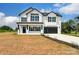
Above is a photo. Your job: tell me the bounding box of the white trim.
[18,24,43,35]
[17,7,61,35]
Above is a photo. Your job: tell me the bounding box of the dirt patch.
[0,32,79,55]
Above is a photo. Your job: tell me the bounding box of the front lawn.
[63,31,79,37]
[0,32,79,55]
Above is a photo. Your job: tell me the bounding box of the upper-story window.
[48,17,56,22]
[21,17,27,22]
[31,14,39,22]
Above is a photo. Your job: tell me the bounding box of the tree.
[61,19,76,34]
[62,22,71,33]
[0,25,14,32]
[75,16,79,23]
[68,19,76,31]
[74,16,79,34]
[68,19,75,26]
[14,27,18,31]
[77,23,79,32]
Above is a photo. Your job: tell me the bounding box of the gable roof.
[18,7,43,16]
[42,13,49,16]
[47,11,62,17]
[18,7,62,17]
[18,7,33,16]
[25,7,43,15]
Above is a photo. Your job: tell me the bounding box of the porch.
[17,24,43,35]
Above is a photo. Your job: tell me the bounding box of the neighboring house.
[17,7,62,35]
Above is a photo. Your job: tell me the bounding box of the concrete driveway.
[44,34,79,46]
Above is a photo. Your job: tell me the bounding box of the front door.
[22,27,26,33]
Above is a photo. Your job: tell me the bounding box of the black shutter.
[18,25,19,29]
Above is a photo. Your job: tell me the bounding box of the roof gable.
[18,7,33,16]
[47,11,62,17]
[18,7,62,17]
[26,8,43,15]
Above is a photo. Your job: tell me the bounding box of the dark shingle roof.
[41,13,49,16]
[18,7,62,17]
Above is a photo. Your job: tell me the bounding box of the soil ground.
[0,32,79,55]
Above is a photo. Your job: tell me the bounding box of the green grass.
[69,33,79,37]
[62,32,79,37]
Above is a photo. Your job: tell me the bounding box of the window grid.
[31,14,39,22]
[21,17,27,22]
[48,17,56,22]
[29,26,41,31]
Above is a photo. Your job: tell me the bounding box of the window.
[48,17,56,22]
[21,17,27,22]
[29,26,41,31]
[31,14,39,21]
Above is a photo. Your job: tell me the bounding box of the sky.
[0,3,79,29]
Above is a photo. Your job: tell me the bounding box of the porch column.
[58,26,61,34]
[20,25,22,34]
[17,29,19,34]
[26,25,29,34]
[41,25,44,34]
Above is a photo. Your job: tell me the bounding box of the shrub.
[0,25,14,32]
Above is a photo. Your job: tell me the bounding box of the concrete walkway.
[44,34,79,46]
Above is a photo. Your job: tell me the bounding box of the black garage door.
[44,27,57,33]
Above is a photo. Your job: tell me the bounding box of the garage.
[44,27,58,34]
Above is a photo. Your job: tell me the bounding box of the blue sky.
[0,3,79,29]
[0,3,56,16]
[0,3,67,16]
[0,3,78,20]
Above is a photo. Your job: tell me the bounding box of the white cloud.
[0,12,18,29]
[4,16,18,24]
[40,8,51,13]
[0,12,5,22]
[53,3,64,7]
[0,12,5,16]
[40,9,45,12]
[59,3,79,15]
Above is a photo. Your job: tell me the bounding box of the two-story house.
[17,7,62,35]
